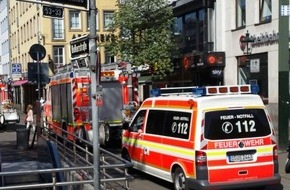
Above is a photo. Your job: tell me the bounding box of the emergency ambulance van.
[121,85,281,190]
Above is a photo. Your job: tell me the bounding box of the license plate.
[228,154,253,162]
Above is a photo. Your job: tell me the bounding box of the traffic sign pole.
[278,0,290,151]
[88,1,100,190]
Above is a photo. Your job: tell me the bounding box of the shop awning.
[13,80,28,86]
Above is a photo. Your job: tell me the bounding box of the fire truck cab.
[121,85,280,190]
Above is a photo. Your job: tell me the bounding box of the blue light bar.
[251,84,259,94]
[150,89,161,97]
[192,87,206,96]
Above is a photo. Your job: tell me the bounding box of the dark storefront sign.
[210,68,224,78]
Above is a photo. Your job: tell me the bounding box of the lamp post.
[240,30,254,64]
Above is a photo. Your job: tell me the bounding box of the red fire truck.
[43,63,139,146]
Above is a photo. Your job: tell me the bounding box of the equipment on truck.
[43,63,139,146]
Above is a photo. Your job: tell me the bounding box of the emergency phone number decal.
[171,116,190,135]
[220,114,256,134]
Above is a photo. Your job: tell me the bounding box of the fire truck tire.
[77,127,87,142]
[173,167,188,190]
[99,123,110,146]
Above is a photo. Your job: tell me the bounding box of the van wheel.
[122,150,133,173]
[173,167,187,190]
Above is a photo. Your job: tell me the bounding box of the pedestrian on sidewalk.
[26,104,35,132]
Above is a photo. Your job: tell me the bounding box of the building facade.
[7,0,118,111]
[0,0,10,82]
[171,0,277,105]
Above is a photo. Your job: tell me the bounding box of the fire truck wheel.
[77,127,86,142]
[99,123,110,146]
[173,167,187,190]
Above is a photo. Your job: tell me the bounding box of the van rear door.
[202,108,277,184]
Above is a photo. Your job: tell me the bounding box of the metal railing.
[0,125,133,190]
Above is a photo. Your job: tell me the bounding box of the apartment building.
[8,0,118,111]
[0,0,10,81]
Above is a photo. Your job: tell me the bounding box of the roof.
[142,94,264,110]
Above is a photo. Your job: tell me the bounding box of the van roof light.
[192,84,259,96]
[150,85,259,97]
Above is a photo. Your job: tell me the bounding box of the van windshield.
[204,109,271,140]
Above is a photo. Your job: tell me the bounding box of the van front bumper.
[186,174,281,190]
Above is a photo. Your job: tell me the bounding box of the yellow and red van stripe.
[123,135,196,178]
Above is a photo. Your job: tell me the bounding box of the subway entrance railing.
[0,125,133,190]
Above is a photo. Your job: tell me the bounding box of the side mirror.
[122,122,129,130]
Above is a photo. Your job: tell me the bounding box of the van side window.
[146,110,165,135]
[130,110,146,132]
[146,110,191,139]
[163,111,191,139]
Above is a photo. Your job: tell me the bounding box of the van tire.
[121,149,133,173]
[173,167,187,190]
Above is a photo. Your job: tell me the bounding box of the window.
[105,50,116,64]
[236,0,246,28]
[103,11,114,30]
[146,110,191,139]
[146,110,165,135]
[52,18,64,39]
[173,17,183,35]
[204,109,271,140]
[70,11,81,29]
[260,0,271,22]
[130,110,146,132]
[53,46,65,66]
[87,12,98,30]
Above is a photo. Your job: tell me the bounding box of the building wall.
[8,0,118,79]
[0,0,10,76]
[223,0,279,103]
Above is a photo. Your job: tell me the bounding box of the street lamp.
[239,30,254,67]
[240,30,254,56]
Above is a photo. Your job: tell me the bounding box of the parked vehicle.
[43,63,139,146]
[0,99,20,127]
[122,85,281,190]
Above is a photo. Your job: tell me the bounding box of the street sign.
[49,0,88,8]
[12,63,22,74]
[43,5,63,18]
[28,62,50,84]
[12,63,22,79]
[29,44,46,61]
[70,34,89,58]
